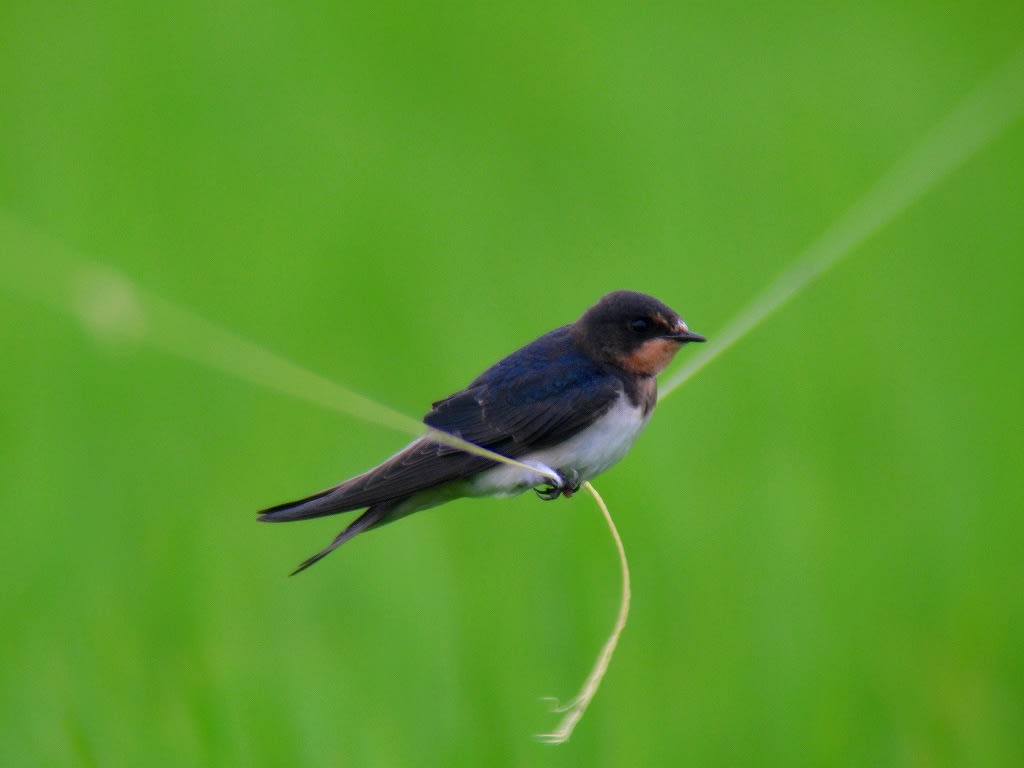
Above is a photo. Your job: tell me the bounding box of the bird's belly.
[467,397,651,497]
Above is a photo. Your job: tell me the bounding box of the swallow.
[260,290,705,573]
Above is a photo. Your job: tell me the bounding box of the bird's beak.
[664,320,706,344]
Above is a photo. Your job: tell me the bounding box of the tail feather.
[258,485,358,523]
[288,504,391,575]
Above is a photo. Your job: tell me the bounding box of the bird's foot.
[535,467,581,500]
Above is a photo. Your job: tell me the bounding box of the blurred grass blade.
[0,209,562,482]
[662,44,1024,398]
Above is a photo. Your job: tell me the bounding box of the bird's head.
[574,290,705,376]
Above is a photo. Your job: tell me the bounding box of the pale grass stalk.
[536,481,629,745]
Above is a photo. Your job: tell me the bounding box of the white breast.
[467,395,651,497]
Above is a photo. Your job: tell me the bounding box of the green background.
[2,2,1023,766]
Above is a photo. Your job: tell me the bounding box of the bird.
[259,290,705,573]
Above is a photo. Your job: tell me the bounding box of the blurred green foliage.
[2,2,1023,766]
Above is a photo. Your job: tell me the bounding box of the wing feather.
[259,326,622,521]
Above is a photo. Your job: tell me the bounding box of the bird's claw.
[535,467,581,500]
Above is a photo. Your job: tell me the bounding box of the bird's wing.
[425,327,622,450]
[259,328,622,521]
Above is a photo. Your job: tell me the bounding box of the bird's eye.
[629,318,649,333]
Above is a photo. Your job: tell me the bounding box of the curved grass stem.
[536,481,630,745]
